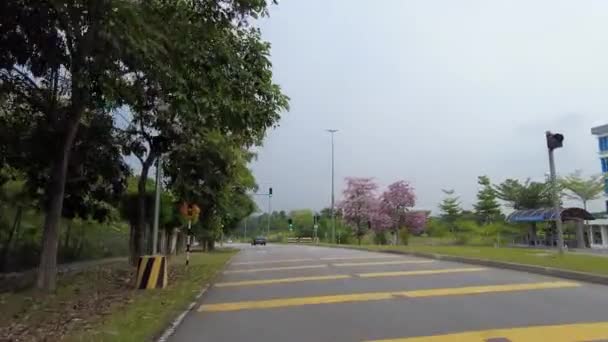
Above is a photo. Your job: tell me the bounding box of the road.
[169,244,608,341]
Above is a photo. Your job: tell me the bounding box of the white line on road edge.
[156,284,209,342]
[156,251,238,342]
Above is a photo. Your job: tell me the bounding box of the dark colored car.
[252,236,267,246]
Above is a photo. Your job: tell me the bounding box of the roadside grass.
[328,244,608,276]
[0,249,237,342]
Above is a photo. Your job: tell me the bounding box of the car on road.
[251,236,267,246]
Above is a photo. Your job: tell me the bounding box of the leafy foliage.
[560,170,604,209]
[494,178,553,210]
[474,175,502,224]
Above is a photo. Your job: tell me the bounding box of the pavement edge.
[156,249,239,342]
[322,244,608,286]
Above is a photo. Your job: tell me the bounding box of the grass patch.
[0,249,237,342]
[329,244,608,276]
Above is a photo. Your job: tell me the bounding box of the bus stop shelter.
[506,207,595,248]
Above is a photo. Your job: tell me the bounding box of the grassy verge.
[326,244,608,276]
[0,249,237,342]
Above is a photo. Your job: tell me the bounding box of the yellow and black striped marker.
[136,255,168,289]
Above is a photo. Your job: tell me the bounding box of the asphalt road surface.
[169,244,608,341]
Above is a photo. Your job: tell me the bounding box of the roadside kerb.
[322,244,608,286]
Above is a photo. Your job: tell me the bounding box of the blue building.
[589,124,608,248]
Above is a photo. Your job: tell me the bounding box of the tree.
[494,178,553,245]
[474,175,502,224]
[494,178,552,210]
[439,189,461,232]
[0,0,160,290]
[404,211,428,235]
[338,177,378,245]
[560,170,604,211]
[379,180,416,243]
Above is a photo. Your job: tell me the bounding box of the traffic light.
[269,187,273,196]
[288,218,293,231]
[546,132,564,150]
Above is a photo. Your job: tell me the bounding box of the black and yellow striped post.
[136,255,168,289]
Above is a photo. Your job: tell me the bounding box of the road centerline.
[198,281,580,312]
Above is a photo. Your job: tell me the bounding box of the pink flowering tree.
[338,177,378,245]
[379,180,416,243]
[404,211,429,235]
[370,198,392,233]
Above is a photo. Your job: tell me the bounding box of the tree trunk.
[63,221,72,251]
[37,116,80,291]
[1,206,22,272]
[575,220,585,249]
[159,229,167,254]
[131,164,151,265]
[169,228,178,255]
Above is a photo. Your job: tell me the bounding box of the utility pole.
[267,187,272,236]
[152,155,162,255]
[546,131,565,254]
[327,129,338,243]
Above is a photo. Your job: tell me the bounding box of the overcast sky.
[250,0,608,214]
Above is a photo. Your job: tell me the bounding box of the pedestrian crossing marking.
[365,320,608,342]
[334,260,434,267]
[198,281,579,312]
[358,268,487,278]
[224,264,327,274]
[215,275,351,287]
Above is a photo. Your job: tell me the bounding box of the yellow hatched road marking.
[358,268,487,278]
[215,275,352,287]
[224,264,328,274]
[334,260,434,267]
[366,321,608,342]
[198,281,579,312]
[231,258,316,266]
[321,255,401,261]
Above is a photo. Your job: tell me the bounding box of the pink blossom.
[404,211,428,234]
[379,180,416,230]
[338,177,378,234]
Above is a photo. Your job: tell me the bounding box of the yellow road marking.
[198,281,579,312]
[366,321,608,342]
[224,264,328,274]
[334,260,434,267]
[215,275,351,287]
[321,255,401,261]
[358,268,487,278]
[231,258,316,266]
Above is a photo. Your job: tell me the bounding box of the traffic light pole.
[548,147,565,254]
[267,193,272,236]
[546,131,565,255]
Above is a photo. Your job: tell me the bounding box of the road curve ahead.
[168,244,608,342]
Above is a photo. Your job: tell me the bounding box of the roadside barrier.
[136,255,168,289]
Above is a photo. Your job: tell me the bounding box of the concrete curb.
[156,250,239,342]
[323,244,608,286]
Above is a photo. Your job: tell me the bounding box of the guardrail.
[287,237,316,244]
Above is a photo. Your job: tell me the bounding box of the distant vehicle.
[252,236,267,246]
[227,239,233,244]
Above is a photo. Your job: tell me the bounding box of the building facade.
[589,124,608,248]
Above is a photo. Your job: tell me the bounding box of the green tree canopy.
[560,170,604,210]
[473,175,502,224]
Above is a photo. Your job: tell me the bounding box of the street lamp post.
[327,129,338,244]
